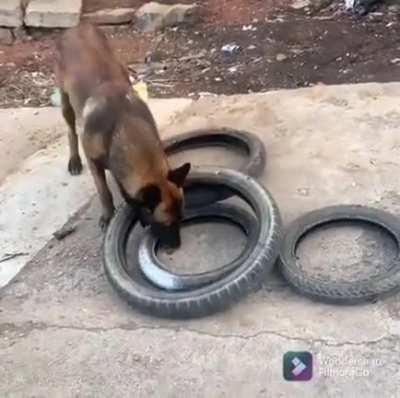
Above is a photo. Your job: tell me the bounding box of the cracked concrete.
[2,83,400,396]
[1,320,399,348]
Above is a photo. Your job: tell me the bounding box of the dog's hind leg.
[61,90,83,175]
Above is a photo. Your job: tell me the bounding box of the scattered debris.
[221,43,241,56]
[0,0,399,106]
[297,188,310,197]
[291,0,311,9]
[0,252,28,264]
[53,225,76,241]
[50,87,61,107]
[132,81,149,103]
[276,53,288,62]
[346,0,383,15]
[242,24,257,31]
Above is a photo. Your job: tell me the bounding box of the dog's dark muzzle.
[151,222,181,249]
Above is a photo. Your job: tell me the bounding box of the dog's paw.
[68,156,83,176]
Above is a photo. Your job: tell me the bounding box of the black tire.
[279,205,400,304]
[163,128,266,208]
[103,167,281,318]
[138,203,259,291]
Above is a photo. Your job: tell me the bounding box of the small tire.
[103,167,281,318]
[279,205,400,304]
[164,128,266,208]
[138,203,259,291]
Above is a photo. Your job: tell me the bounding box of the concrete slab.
[0,107,64,183]
[2,83,400,396]
[82,8,136,25]
[0,0,23,27]
[0,98,192,288]
[24,0,82,28]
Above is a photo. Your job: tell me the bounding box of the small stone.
[291,0,310,9]
[0,28,14,45]
[389,4,400,13]
[82,8,136,25]
[276,53,288,62]
[135,2,199,32]
[297,187,310,197]
[53,225,76,241]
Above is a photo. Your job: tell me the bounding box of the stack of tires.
[104,128,400,318]
[103,128,282,318]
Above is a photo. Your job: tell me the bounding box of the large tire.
[103,167,281,318]
[164,128,266,208]
[279,205,400,304]
[138,203,259,291]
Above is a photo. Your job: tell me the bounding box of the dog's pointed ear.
[168,163,191,187]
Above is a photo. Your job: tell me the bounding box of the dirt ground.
[0,0,399,107]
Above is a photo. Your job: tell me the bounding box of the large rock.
[135,2,199,32]
[0,0,23,27]
[25,0,82,28]
[83,8,136,25]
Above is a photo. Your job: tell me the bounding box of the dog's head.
[133,162,191,248]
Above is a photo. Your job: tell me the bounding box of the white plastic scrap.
[221,43,241,55]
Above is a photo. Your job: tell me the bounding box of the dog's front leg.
[87,159,115,230]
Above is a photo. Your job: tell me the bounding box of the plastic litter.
[221,43,241,56]
[132,81,149,103]
[50,87,61,107]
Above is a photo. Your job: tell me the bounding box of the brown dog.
[54,23,190,247]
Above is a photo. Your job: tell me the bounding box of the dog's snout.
[151,222,181,249]
[165,231,181,249]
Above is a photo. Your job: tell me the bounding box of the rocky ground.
[0,0,399,107]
